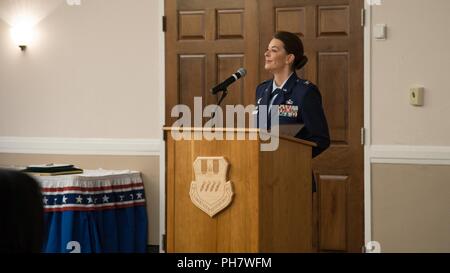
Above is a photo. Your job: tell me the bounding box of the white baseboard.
[0,137,161,156]
[369,145,450,165]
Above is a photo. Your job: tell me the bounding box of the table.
[35,169,148,253]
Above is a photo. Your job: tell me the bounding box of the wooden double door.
[165,0,364,252]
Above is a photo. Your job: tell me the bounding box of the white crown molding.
[369,145,450,165]
[0,137,161,156]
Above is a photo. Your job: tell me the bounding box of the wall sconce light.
[11,22,34,51]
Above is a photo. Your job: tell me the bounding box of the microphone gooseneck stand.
[211,87,228,120]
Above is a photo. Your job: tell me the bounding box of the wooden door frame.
[363,2,373,250]
[159,0,166,252]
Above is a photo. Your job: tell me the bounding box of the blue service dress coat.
[255,72,330,158]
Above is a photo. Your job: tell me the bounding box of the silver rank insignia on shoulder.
[286,99,294,105]
[304,81,310,85]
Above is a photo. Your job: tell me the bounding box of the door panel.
[178,11,206,40]
[318,174,348,251]
[318,52,349,145]
[179,55,206,110]
[318,5,350,36]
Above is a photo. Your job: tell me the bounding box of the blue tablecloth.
[36,169,148,253]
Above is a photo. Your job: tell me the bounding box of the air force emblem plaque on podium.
[189,157,234,217]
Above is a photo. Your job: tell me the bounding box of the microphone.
[211,68,247,94]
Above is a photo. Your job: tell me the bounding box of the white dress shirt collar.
[272,72,294,92]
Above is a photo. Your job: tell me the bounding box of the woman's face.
[264,38,293,73]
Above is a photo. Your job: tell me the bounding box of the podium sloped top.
[163,127,317,147]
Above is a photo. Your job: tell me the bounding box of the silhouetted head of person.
[0,170,44,253]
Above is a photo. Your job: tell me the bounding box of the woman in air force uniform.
[255,31,330,158]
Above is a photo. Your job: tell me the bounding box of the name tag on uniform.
[278,105,298,118]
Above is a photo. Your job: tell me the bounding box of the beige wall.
[0,0,162,138]
[372,164,450,253]
[370,0,450,253]
[0,153,160,245]
[371,0,450,145]
[0,0,163,246]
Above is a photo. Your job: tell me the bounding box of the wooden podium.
[164,127,316,253]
